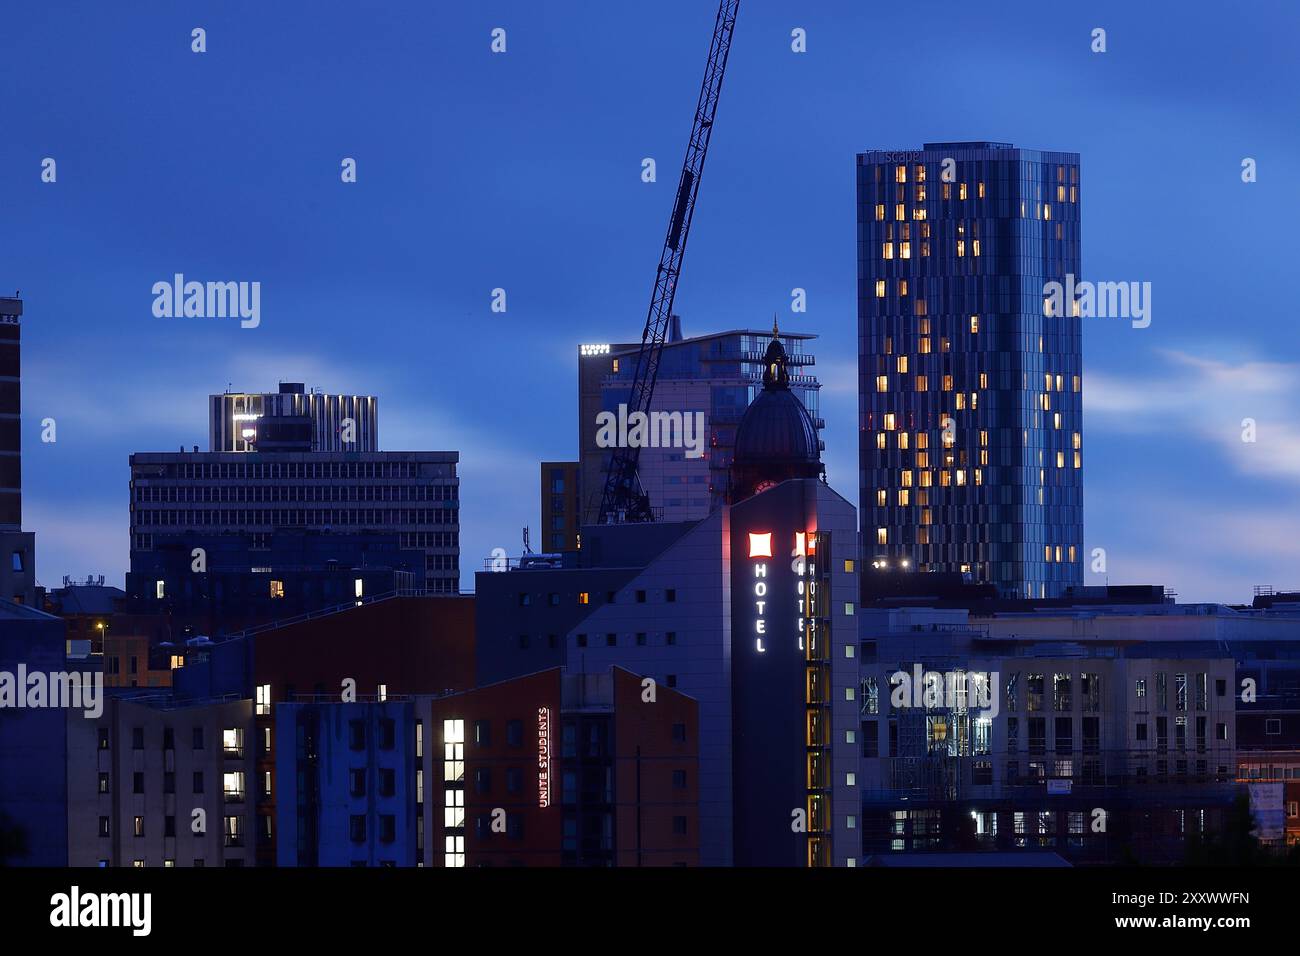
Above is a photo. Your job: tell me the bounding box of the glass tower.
[857,142,1083,599]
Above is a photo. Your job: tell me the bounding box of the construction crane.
[597,0,740,524]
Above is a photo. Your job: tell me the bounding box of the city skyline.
[4,1,1299,602]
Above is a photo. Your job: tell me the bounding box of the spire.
[761,320,790,390]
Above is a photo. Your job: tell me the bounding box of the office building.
[129,448,460,596]
[125,529,425,638]
[857,143,1083,599]
[540,461,580,552]
[578,320,822,525]
[210,382,378,453]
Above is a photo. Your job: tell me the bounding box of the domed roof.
[729,320,824,503]
[733,386,820,466]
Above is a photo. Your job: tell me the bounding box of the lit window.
[959,183,968,200]
[900,242,911,259]
[876,528,887,545]
[875,375,888,392]
[895,164,907,183]
[882,242,894,260]
[970,315,979,333]
[269,580,284,599]
[578,591,589,605]
[895,204,905,221]
[875,432,886,450]
[876,489,887,507]
[883,414,896,431]
[896,356,908,374]
[875,280,885,298]
[155,580,165,600]
[956,240,965,257]
[874,203,885,221]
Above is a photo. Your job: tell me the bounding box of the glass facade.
[856,143,1083,598]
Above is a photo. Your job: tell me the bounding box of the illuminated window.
[955,394,966,410]
[882,242,894,260]
[915,165,926,182]
[898,432,909,449]
[1044,204,1052,220]
[918,337,931,354]
[269,580,284,599]
[956,240,965,257]
[876,528,888,545]
[1072,432,1081,449]
[900,242,911,259]
[612,358,619,373]
[919,471,932,488]
[970,315,979,333]
[883,414,896,431]
[959,183,968,200]
[979,372,988,389]
[1057,185,1065,202]
[875,280,885,298]
[895,204,905,221]
[920,509,932,526]
[1074,451,1081,469]
[155,580,165,600]
[916,452,930,468]
[875,375,888,392]
[900,470,913,487]
[876,489,887,507]
[255,684,271,717]
[972,239,981,257]
[897,489,909,506]
[875,203,885,221]
[898,279,908,296]
[844,559,854,573]
[916,433,929,450]
[1056,451,1065,468]
[1054,412,1062,429]
[956,470,966,486]
[942,183,951,200]
[942,375,953,392]
[578,592,589,605]
[875,432,886,450]
[978,182,985,198]
[895,164,907,183]
[896,356,908,374]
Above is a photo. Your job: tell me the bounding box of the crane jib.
[667,171,694,252]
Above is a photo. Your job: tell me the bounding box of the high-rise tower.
[857,143,1083,599]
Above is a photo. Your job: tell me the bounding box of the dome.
[729,323,823,502]
[733,387,820,466]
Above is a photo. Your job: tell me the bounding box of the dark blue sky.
[4,0,1298,602]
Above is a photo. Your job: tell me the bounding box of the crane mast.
[597,0,740,524]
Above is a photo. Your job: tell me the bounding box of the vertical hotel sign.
[537,706,552,808]
[747,530,815,654]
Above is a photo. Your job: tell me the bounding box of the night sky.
[4,0,1298,602]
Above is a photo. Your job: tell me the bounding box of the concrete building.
[129,448,460,596]
[854,595,1300,862]
[125,530,425,639]
[66,693,257,867]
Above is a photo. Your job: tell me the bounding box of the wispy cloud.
[1086,348,1300,482]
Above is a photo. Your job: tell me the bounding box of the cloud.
[1085,348,1300,483]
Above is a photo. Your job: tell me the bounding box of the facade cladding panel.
[857,143,1083,598]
